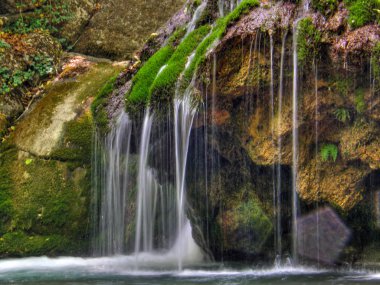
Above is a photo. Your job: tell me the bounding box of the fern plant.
[320,144,339,162]
[334,108,351,123]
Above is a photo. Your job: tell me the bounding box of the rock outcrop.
[0,54,126,257]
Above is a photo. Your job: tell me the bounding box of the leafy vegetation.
[320,143,339,162]
[4,0,72,45]
[297,17,322,67]
[0,40,11,50]
[355,89,366,113]
[0,54,54,96]
[334,108,351,123]
[344,0,380,29]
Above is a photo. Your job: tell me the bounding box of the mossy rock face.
[0,55,125,257]
[14,59,123,157]
[219,189,273,255]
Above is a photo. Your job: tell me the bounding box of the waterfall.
[275,31,287,262]
[185,1,207,38]
[92,113,132,256]
[93,94,202,270]
[134,111,155,253]
[314,62,321,266]
[269,33,277,261]
[292,21,300,265]
[174,88,197,270]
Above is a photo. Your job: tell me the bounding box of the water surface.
[0,256,379,284]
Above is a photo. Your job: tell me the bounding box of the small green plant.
[4,0,72,44]
[355,89,366,113]
[0,40,11,49]
[0,54,54,95]
[311,0,338,16]
[334,108,351,123]
[297,17,322,67]
[320,144,339,162]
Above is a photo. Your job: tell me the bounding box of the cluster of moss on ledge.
[125,46,174,114]
[297,17,321,67]
[91,75,119,132]
[344,0,380,29]
[124,0,259,114]
[149,25,211,109]
[372,42,380,91]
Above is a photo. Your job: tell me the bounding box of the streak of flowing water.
[269,33,277,260]
[174,85,198,270]
[185,2,207,38]
[292,21,299,265]
[135,111,155,254]
[314,62,321,267]
[275,31,287,262]
[92,113,132,256]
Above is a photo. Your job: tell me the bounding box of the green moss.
[91,75,118,131]
[184,0,260,84]
[297,17,322,67]
[311,0,338,16]
[223,191,273,253]
[0,145,15,234]
[372,42,380,90]
[125,0,259,113]
[345,0,380,29]
[355,88,366,113]
[0,231,84,257]
[125,45,175,113]
[50,113,93,163]
[10,158,89,242]
[149,25,211,108]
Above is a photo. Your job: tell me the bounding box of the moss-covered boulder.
[0,54,126,257]
[219,189,273,256]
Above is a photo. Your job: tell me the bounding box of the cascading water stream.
[173,92,197,270]
[185,1,207,38]
[291,0,310,264]
[314,62,321,267]
[92,113,132,256]
[292,21,299,265]
[134,111,155,254]
[269,33,277,262]
[275,31,287,263]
